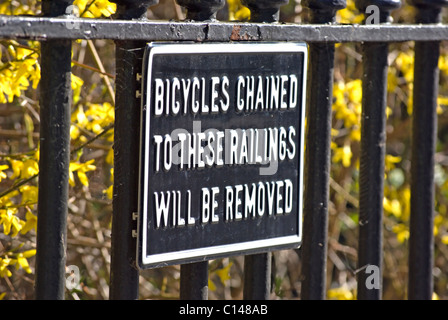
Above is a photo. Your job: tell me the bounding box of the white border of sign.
[138,42,308,268]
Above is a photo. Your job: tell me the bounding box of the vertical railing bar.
[243,253,272,300]
[355,0,401,300]
[300,40,334,300]
[408,2,445,300]
[109,0,158,300]
[300,0,346,300]
[180,262,209,300]
[35,0,73,300]
[175,0,225,300]
[239,0,288,300]
[357,41,388,300]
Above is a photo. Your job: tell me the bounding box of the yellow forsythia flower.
[74,0,116,18]
[20,159,38,179]
[71,73,84,104]
[228,0,250,21]
[19,185,38,208]
[0,258,13,277]
[0,165,8,182]
[15,252,33,274]
[337,0,364,24]
[20,210,37,235]
[215,261,233,284]
[383,197,401,219]
[69,159,97,187]
[332,145,352,168]
[441,234,448,245]
[0,208,23,237]
[392,224,409,243]
[327,286,355,300]
[103,168,114,199]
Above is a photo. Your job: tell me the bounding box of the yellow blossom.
[332,145,352,168]
[74,0,117,18]
[327,286,355,300]
[215,262,233,284]
[103,168,114,199]
[349,127,361,141]
[385,155,401,172]
[392,224,409,243]
[20,159,39,179]
[104,185,113,200]
[0,164,8,182]
[19,185,38,208]
[106,148,114,165]
[71,73,84,104]
[228,0,250,21]
[0,258,13,277]
[15,252,32,273]
[346,79,362,104]
[0,208,23,237]
[442,234,448,245]
[383,197,401,219]
[20,210,37,235]
[69,159,97,187]
[9,159,23,179]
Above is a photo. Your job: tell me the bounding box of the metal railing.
[1,0,446,300]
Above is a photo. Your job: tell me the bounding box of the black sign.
[137,42,307,269]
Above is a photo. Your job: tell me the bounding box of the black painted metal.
[180,262,209,300]
[357,42,388,300]
[241,0,288,22]
[2,16,448,42]
[109,0,158,300]
[303,0,346,23]
[176,0,225,21]
[2,0,445,302]
[355,0,401,300]
[174,0,226,300]
[243,253,272,299]
[239,0,288,300]
[300,0,346,301]
[408,0,447,300]
[35,0,73,300]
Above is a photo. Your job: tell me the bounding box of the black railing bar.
[408,3,443,300]
[2,16,448,42]
[174,0,218,301]
[356,42,389,300]
[108,0,155,299]
[180,262,209,300]
[34,0,73,300]
[355,0,399,300]
[243,253,272,300]
[300,0,345,300]
[240,0,285,301]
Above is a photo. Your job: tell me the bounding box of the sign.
[137,42,308,269]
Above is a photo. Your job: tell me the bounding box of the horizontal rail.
[1,15,448,42]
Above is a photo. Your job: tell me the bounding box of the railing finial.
[41,0,73,16]
[302,0,347,23]
[111,0,159,19]
[241,0,289,23]
[355,0,401,23]
[408,0,448,23]
[176,0,226,21]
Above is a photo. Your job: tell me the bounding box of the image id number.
[224,304,267,315]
